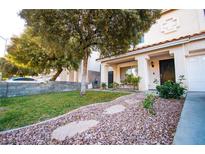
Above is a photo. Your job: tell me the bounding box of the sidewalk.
[173,92,205,145]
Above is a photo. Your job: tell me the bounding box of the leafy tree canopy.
[0,57,37,79]
[6,27,81,80]
[20,9,161,94]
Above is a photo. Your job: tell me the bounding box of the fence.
[0,81,81,98]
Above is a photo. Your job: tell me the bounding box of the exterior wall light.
[151,61,154,68]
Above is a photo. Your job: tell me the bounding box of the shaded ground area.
[0,91,127,131]
[174,92,205,145]
[0,93,184,145]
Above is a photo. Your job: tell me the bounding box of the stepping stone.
[124,99,138,105]
[103,105,126,115]
[51,120,99,141]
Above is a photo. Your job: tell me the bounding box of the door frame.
[159,58,176,85]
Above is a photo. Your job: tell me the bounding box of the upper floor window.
[161,17,180,34]
[139,35,144,43]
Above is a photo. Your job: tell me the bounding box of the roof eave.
[97,33,205,63]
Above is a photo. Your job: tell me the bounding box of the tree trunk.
[80,52,89,96]
[50,68,63,81]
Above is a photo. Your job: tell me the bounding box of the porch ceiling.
[105,50,172,65]
[105,56,135,65]
[148,50,171,58]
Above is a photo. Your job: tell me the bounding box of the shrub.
[156,80,186,99]
[143,94,156,115]
[101,82,107,89]
[113,82,120,89]
[123,74,133,85]
[132,76,141,90]
[108,83,113,88]
[122,74,141,90]
[108,82,119,89]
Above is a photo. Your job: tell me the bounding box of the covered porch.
[100,50,177,91]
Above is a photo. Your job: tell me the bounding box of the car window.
[26,78,35,81]
[13,78,35,81]
[13,78,24,81]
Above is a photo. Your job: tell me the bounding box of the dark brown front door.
[108,71,113,84]
[159,59,175,84]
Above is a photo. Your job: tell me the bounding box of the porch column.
[100,63,108,85]
[135,55,149,91]
[116,65,121,83]
[111,65,120,83]
[170,46,188,86]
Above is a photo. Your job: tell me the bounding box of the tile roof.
[98,31,205,61]
[128,31,205,53]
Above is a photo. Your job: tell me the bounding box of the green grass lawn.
[0,91,128,131]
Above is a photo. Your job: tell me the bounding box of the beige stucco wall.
[57,51,101,83]
[141,9,205,46]
[101,38,205,91]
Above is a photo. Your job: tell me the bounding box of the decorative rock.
[51,120,99,141]
[103,105,126,115]
[0,93,184,145]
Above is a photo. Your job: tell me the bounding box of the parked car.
[6,77,44,83]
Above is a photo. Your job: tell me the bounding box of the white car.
[6,77,44,83]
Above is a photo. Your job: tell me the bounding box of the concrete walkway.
[173,92,205,145]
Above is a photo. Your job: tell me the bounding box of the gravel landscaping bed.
[0,93,184,145]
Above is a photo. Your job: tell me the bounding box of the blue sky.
[0,9,25,57]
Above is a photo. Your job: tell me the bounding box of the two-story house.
[56,51,101,85]
[98,9,205,91]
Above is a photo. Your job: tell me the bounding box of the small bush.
[113,82,120,89]
[143,94,155,109]
[108,83,113,88]
[101,82,107,89]
[108,82,119,89]
[122,74,141,90]
[143,94,156,115]
[156,80,186,99]
[123,74,133,85]
[132,76,141,90]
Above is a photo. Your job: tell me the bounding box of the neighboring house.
[56,51,101,85]
[98,9,205,91]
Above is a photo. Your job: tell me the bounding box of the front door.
[159,59,175,84]
[108,71,113,84]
